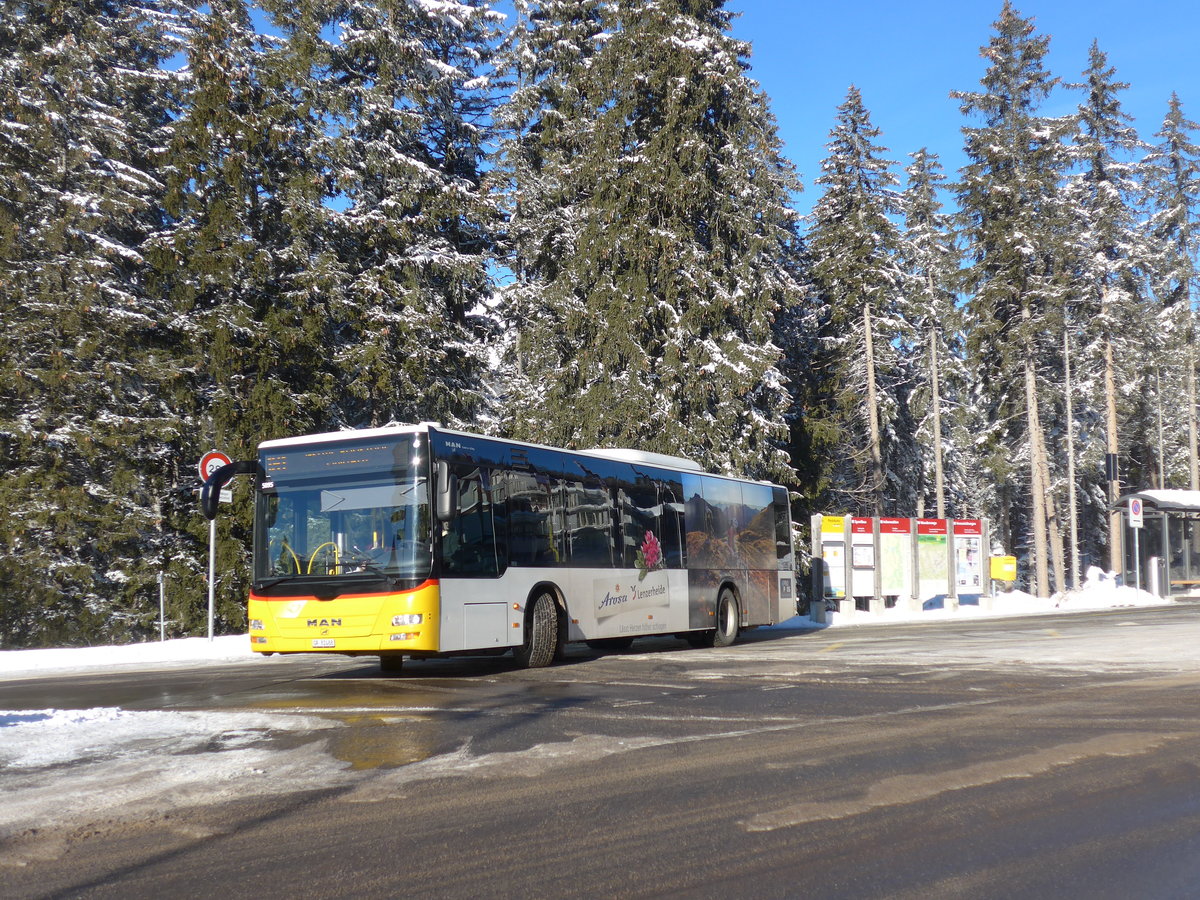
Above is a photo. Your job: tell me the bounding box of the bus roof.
[582,447,704,472]
[258,423,774,486]
[258,423,432,450]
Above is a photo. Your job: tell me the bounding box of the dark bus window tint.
[508,448,566,567]
[737,482,776,571]
[442,468,498,576]
[431,432,509,470]
[653,471,686,568]
[615,476,659,571]
[564,478,614,566]
[773,486,792,561]
[682,472,710,568]
[685,476,743,569]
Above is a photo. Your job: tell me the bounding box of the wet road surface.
[3,606,1200,899]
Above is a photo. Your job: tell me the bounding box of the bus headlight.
[392,613,423,627]
[250,619,264,631]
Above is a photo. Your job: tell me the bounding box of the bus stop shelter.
[1113,490,1200,598]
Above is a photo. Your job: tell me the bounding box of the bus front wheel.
[513,591,561,668]
[378,654,405,675]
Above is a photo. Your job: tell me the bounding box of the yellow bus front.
[250,429,439,657]
[248,579,441,655]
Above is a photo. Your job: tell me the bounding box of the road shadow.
[317,614,829,680]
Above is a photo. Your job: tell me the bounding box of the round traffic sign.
[198,450,232,482]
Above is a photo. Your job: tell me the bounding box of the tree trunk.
[1020,295,1066,597]
[1157,367,1166,488]
[1104,306,1121,575]
[1189,352,1199,491]
[1065,322,1080,589]
[1024,351,1050,599]
[929,324,945,519]
[864,303,883,516]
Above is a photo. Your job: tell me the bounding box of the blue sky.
[725,0,1200,215]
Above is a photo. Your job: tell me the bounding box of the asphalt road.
[4,605,1200,899]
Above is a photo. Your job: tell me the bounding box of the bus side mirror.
[436,461,458,524]
[201,460,259,520]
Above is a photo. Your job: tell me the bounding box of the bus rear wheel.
[690,588,739,649]
[713,588,739,647]
[513,591,561,668]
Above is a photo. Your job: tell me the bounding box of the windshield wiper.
[254,575,299,590]
[328,557,403,586]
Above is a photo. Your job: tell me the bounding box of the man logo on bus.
[307,618,342,628]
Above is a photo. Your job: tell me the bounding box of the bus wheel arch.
[689,582,741,648]
[513,584,565,668]
[712,584,741,647]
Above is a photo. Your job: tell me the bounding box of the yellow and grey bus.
[203,424,795,673]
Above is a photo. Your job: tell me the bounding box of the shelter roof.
[1114,490,1200,513]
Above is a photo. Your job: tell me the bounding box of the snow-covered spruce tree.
[314,0,502,430]
[806,86,913,516]
[492,0,611,435]
[1143,93,1200,490]
[0,0,185,647]
[953,1,1074,597]
[772,236,823,508]
[901,148,977,520]
[498,0,802,482]
[1063,41,1150,576]
[147,0,335,636]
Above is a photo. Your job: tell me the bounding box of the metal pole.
[1133,526,1141,594]
[159,572,166,642]
[208,518,216,641]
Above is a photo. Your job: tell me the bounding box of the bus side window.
[616,478,658,569]
[773,486,792,562]
[737,482,776,571]
[509,448,567,567]
[657,475,686,568]
[442,468,499,577]
[564,477,614,567]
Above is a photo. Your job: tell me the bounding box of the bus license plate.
[312,639,335,648]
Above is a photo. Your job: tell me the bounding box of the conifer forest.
[2,0,1197,647]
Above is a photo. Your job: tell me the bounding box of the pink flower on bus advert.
[636,530,665,581]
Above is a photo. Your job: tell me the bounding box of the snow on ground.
[0,572,1177,856]
[1,707,349,853]
[0,570,1167,680]
[0,633,255,678]
[776,566,1169,629]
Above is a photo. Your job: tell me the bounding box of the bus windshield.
[253,438,432,589]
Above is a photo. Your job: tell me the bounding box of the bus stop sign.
[198,450,232,483]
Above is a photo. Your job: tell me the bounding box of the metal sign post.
[198,450,232,642]
[1129,498,1143,592]
[207,518,217,641]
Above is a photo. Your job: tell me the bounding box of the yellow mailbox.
[990,555,1017,582]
